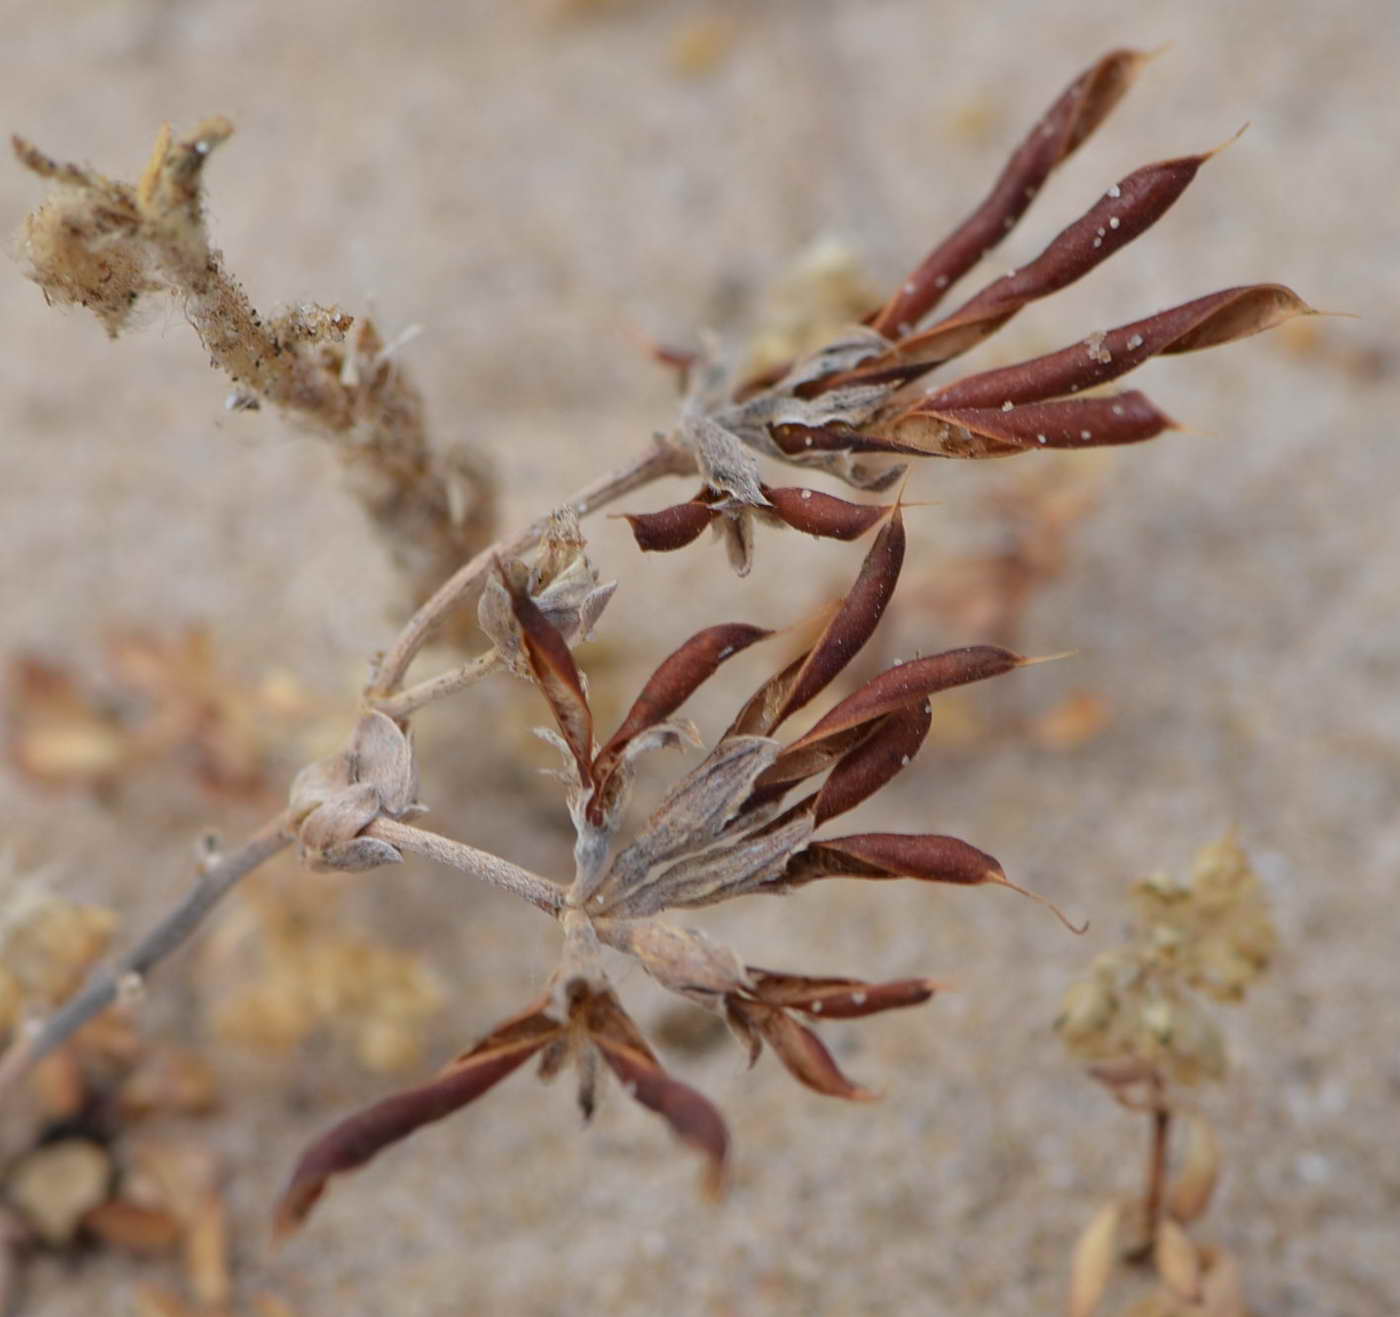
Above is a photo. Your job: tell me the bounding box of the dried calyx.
[275,501,1071,1235]
[626,49,1310,575]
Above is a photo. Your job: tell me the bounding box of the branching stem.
[372,648,502,720]
[0,812,292,1096]
[369,435,695,698]
[366,818,564,915]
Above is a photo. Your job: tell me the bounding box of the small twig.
[372,648,502,721]
[369,435,695,698]
[365,818,564,915]
[0,813,292,1097]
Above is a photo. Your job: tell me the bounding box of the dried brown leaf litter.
[6,46,1306,1278]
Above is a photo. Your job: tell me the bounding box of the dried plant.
[4,48,1308,1259]
[1057,835,1276,1317]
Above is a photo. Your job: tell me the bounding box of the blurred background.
[1,1,1395,1313]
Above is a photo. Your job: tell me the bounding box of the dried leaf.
[494,560,594,790]
[614,809,815,916]
[275,999,562,1235]
[870,49,1149,336]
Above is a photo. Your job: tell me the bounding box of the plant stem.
[372,648,502,720]
[0,813,292,1096]
[366,818,564,915]
[368,435,695,698]
[1144,1101,1172,1242]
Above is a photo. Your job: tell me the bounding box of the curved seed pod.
[493,560,593,790]
[589,622,770,826]
[871,49,1149,338]
[624,500,717,552]
[787,646,1022,751]
[770,504,906,729]
[784,832,1006,888]
[1069,1201,1121,1317]
[275,999,562,1236]
[1155,1217,1202,1301]
[811,701,933,824]
[842,150,1214,389]
[763,486,892,540]
[1166,1113,1222,1225]
[888,391,1175,458]
[745,968,937,1019]
[578,986,729,1198]
[925,284,1313,411]
[784,832,1084,931]
[730,1001,876,1101]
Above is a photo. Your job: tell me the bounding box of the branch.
[366,818,564,915]
[372,647,501,721]
[0,812,292,1096]
[368,435,695,699]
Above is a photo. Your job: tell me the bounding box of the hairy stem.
[0,813,292,1095]
[369,435,695,697]
[366,818,564,915]
[372,648,502,720]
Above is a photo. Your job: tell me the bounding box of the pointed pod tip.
[1018,649,1077,668]
[1203,122,1250,162]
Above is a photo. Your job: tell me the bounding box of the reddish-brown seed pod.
[811,702,933,824]
[275,1000,562,1236]
[787,646,1022,751]
[833,150,1213,391]
[785,833,1006,888]
[925,284,1312,410]
[495,561,594,788]
[770,504,906,729]
[591,622,771,807]
[764,486,891,541]
[870,48,1149,338]
[734,1001,876,1100]
[624,501,718,552]
[745,969,937,1019]
[579,985,729,1198]
[891,390,1175,457]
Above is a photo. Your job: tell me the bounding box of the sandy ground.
[2,1,1397,1314]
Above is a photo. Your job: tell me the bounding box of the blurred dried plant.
[1057,835,1276,1317]
[5,47,1308,1267]
[11,122,495,621]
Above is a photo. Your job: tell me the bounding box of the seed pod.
[763,486,892,540]
[1167,1113,1222,1224]
[1154,1217,1201,1300]
[623,500,717,552]
[1068,1201,1121,1317]
[871,49,1149,337]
